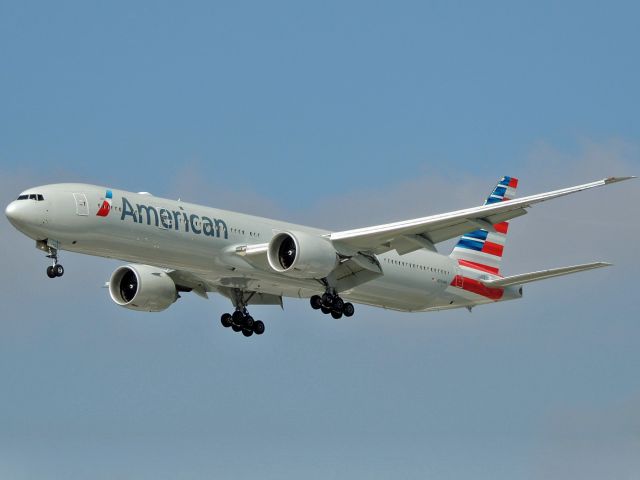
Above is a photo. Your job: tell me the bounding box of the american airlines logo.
[96,190,113,217]
[119,196,228,239]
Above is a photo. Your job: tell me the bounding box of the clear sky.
[1,1,639,478]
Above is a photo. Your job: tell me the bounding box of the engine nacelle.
[108,264,178,312]
[267,231,339,279]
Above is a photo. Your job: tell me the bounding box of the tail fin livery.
[449,176,518,275]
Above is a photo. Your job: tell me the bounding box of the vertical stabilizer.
[449,176,518,275]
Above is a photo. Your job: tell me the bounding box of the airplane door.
[73,193,89,216]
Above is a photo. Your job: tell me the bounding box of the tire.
[322,292,334,306]
[343,303,355,317]
[232,324,242,332]
[253,320,265,335]
[244,315,254,328]
[331,310,343,319]
[221,313,232,328]
[321,306,331,315]
[46,266,56,278]
[54,264,64,277]
[310,295,322,310]
[242,328,254,337]
[333,297,344,312]
[232,310,244,324]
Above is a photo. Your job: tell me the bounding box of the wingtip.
[604,176,637,184]
[595,261,613,268]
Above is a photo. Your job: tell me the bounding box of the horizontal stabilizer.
[480,262,611,288]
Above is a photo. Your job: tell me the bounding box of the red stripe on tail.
[482,241,504,257]
[494,222,509,234]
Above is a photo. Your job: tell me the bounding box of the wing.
[329,177,634,255]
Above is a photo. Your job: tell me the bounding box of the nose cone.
[5,201,21,226]
[5,200,40,231]
[5,193,49,239]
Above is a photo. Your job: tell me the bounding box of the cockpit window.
[16,193,45,201]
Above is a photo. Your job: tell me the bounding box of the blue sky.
[1,1,639,478]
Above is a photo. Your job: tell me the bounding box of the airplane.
[4,175,634,338]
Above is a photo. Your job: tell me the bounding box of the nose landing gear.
[310,291,354,319]
[45,247,64,278]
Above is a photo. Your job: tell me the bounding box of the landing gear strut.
[310,290,354,319]
[45,247,64,278]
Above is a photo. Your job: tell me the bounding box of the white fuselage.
[5,183,521,312]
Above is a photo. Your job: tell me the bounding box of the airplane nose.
[5,196,47,237]
[5,201,29,227]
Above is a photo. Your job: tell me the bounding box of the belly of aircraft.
[59,220,465,313]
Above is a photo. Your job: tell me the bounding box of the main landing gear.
[219,289,266,338]
[220,309,265,338]
[45,247,64,279]
[310,291,354,319]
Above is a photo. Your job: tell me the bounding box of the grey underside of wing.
[167,269,212,298]
[216,286,284,307]
[167,269,285,305]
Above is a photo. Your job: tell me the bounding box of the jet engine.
[267,231,339,279]
[108,264,178,312]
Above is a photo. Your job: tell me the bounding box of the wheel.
[343,302,355,317]
[321,306,331,315]
[221,313,232,328]
[253,320,265,335]
[322,292,334,306]
[46,266,56,278]
[232,310,244,324]
[331,310,343,319]
[242,328,253,337]
[54,264,64,277]
[333,297,344,312]
[231,324,242,332]
[244,315,254,328]
[310,295,322,310]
